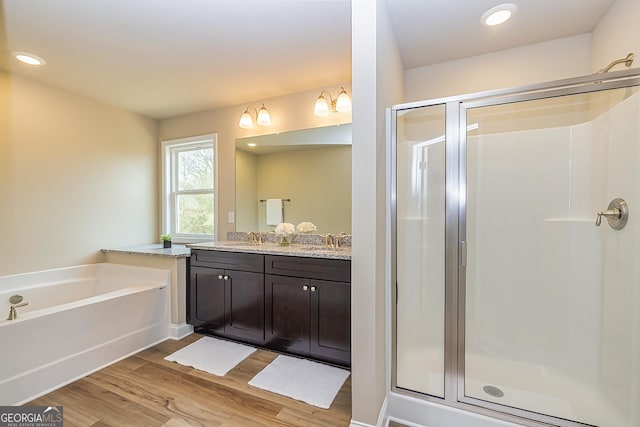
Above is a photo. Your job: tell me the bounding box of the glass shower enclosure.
[391,69,640,427]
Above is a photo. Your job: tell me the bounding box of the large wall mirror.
[235,124,352,233]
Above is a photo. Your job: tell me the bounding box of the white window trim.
[161,134,218,243]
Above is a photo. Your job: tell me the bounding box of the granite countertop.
[101,244,191,258]
[188,241,351,260]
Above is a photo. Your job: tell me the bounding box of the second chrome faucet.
[246,231,264,244]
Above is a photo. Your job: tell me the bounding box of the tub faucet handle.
[596,209,619,226]
[7,302,28,320]
[595,198,629,230]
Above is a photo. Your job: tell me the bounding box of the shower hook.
[595,198,629,230]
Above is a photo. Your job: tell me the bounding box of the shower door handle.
[460,240,467,267]
[595,198,629,230]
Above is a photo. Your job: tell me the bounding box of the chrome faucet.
[246,231,264,244]
[7,294,28,320]
[335,232,348,248]
[325,234,334,248]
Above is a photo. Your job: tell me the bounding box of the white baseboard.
[350,421,376,427]
[377,397,389,427]
[350,396,388,427]
[387,392,524,427]
[169,323,194,340]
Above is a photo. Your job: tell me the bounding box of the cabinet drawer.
[265,255,350,282]
[191,250,264,273]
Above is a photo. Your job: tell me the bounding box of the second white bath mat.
[248,355,350,409]
[164,336,256,376]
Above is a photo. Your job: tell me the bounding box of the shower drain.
[483,385,505,398]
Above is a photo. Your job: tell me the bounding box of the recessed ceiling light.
[12,51,46,66]
[247,143,257,147]
[482,3,517,26]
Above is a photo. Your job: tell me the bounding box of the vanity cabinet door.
[265,274,311,356]
[189,266,225,332]
[310,279,351,366]
[223,270,265,344]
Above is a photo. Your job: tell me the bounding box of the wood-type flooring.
[28,333,351,427]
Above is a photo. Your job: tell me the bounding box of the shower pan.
[390,68,640,427]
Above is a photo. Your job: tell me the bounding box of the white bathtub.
[0,263,170,405]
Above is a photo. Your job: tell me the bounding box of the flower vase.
[279,234,291,246]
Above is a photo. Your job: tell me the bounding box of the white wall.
[591,0,640,73]
[404,34,592,103]
[351,0,404,425]
[0,71,158,276]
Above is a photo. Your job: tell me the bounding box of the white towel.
[266,198,283,225]
[164,337,256,376]
[248,355,350,409]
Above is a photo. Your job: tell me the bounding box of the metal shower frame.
[388,67,640,427]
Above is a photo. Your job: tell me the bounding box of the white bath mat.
[248,355,350,409]
[164,337,256,376]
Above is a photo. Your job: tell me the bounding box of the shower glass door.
[392,70,640,427]
[394,103,446,398]
[462,86,640,426]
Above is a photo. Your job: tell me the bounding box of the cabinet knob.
[218,275,223,280]
[224,275,229,280]
[302,285,308,291]
[310,286,316,292]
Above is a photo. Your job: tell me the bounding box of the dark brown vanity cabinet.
[265,255,351,366]
[190,251,265,345]
[189,266,226,332]
[189,250,351,366]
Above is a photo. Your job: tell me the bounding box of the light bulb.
[335,88,351,113]
[314,96,330,117]
[239,110,254,129]
[257,105,271,126]
[482,3,517,26]
[485,10,511,25]
[13,51,46,66]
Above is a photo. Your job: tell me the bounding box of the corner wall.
[0,71,158,276]
[351,0,404,424]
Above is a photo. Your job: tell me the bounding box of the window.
[162,134,217,242]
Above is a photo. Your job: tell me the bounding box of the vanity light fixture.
[481,3,517,26]
[314,87,351,117]
[12,51,46,66]
[238,104,271,129]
